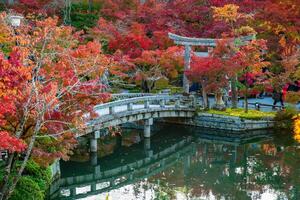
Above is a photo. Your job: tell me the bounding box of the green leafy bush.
[10,176,44,200]
[8,160,52,200]
[70,3,101,30]
[25,160,52,186]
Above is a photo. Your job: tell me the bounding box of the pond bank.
[160,109,275,131]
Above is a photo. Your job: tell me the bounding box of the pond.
[49,124,300,200]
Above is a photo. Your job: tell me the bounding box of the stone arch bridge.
[80,94,197,153]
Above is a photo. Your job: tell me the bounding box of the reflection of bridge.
[82,95,196,153]
[49,136,195,200]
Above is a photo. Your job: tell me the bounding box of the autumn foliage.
[0,12,114,200]
[0,0,300,198]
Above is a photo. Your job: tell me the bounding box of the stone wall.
[161,112,274,131]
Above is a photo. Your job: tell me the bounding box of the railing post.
[127,103,133,111]
[109,106,115,114]
[175,99,180,108]
[144,100,150,109]
[191,95,197,108]
[160,99,165,108]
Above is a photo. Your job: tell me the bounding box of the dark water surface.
[49,125,300,200]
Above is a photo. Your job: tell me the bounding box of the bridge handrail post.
[191,95,197,108]
[109,106,115,114]
[175,98,180,108]
[127,103,133,111]
[144,100,150,109]
[160,99,165,108]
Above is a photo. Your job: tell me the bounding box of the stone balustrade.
[94,95,196,115]
[79,95,196,137]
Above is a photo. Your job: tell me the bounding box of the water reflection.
[49,126,300,200]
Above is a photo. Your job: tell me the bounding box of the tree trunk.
[245,86,248,113]
[0,118,41,200]
[201,83,208,109]
[231,76,238,109]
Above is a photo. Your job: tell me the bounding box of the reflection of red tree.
[262,144,277,156]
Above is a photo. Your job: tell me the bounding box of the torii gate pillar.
[183,45,191,93]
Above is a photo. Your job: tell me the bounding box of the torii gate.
[168,33,255,94]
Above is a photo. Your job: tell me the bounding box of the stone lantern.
[8,15,23,27]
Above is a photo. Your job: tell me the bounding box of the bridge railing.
[111,93,156,99]
[94,95,197,115]
[111,90,173,100]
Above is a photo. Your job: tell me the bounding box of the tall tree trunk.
[231,75,238,109]
[245,86,248,113]
[0,153,16,200]
[201,82,208,109]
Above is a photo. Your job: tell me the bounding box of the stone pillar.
[144,118,153,138]
[90,152,98,166]
[144,138,153,157]
[90,131,100,153]
[94,165,101,178]
[183,45,191,93]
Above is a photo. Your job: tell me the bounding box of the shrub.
[9,159,52,200]
[10,176,44,200]
[206,108,275,120]
[24,160,52,186]
[70,3,101,30]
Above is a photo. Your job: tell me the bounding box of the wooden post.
[183,45,191,93]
